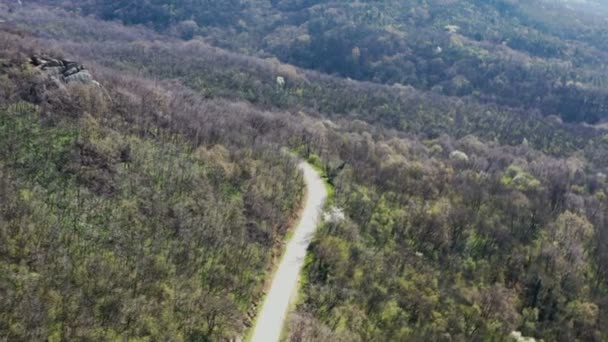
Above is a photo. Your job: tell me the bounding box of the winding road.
[250,161,327,342]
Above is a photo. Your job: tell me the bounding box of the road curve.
[251,161,327,342]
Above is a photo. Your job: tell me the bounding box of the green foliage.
[0,60,304,340]
[293,132,608,341]
[37,0,608,124]
[3,2,608,341]
[501,165,541,191]
[7,4,605,157]
[306,153,323,171]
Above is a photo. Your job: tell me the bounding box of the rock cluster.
[30,55,96,85]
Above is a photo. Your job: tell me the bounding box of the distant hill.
[35,0,608,123]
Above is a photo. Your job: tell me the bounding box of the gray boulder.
[30,55,97,86]
[64,70,93,84]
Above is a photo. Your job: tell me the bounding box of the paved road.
[250,161,327,342]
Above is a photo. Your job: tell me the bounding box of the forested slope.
[0,26,304,340]
[3,4,605,158]
[32,0,608,123]
[2,1,608,341]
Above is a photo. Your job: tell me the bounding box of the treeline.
[27,0,608,124]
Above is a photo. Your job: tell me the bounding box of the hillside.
[1,1,608,341]
[0,24,304,340]
[33,0,608,123]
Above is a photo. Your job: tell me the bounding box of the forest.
[0,17,305,340]
[33,0,608,124]
[1,0,608,341]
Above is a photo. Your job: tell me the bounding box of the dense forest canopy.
[2,0,608,341]
[35,0,608,124]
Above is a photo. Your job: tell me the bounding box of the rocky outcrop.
[26,55,109,114]
[30,55,96,85]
